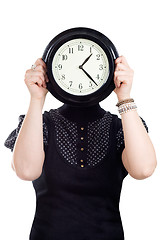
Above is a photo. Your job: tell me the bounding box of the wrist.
[117,95,131,102]
[30,97,45,108]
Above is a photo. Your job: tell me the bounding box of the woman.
[4,56,157,239]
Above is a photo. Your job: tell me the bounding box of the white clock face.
[52,38,110,96]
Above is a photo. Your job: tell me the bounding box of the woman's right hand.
[24,58,49,100]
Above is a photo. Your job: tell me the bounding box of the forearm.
[13,97,45,180]
[121,109,157,176]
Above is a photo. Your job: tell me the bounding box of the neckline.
[55,103,107,124]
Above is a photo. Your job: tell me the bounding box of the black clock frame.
[42,27,119,107]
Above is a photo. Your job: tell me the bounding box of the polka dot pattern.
[49,109,78,166]
[49,109,113,168]
[4,111,149,170]
[4,114,49,152]
[116,127,124,151]
[116,116,149,151]
[87,112,113,166]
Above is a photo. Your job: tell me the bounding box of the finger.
[37,73,47,88]
[28,71,45,82]
[31,71,47,88]
[114,70,133,77]
[29,76,43,87]
[34,58,47,69]
[115,55,130,67]
[115,56,122,64]
[114,78,122,88]
[115,63,129,71]
[115,75,132,82]
[34,65,47,75]
[45,73,49,82]
[27,68,49,84]
[121,56,130,67]
[32,76,47,88]
[114,75,132,88]
[114,77,125,88]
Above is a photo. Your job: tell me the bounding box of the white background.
[1,0,160,239]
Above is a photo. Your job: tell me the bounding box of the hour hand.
[79,53,92,68]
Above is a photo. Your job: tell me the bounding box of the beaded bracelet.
[118,102,137,115]
[116,98,134,107]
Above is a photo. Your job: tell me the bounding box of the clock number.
[90,47,92,53]
[61,74,65,80]
[62,55,68,60]
[69,81,73,87]
[96,54,100,60]
[58,64,62,70]
[69,48,74,54]
[79,83,83,89]
[78,45,84,51]
[99,64,103,70]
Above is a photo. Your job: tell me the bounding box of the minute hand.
[80,67,98,86]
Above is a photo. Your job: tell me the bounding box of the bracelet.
[116,98,134,107]
[118,102,137,115]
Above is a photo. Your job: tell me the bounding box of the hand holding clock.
[25,55,133,104]
[24,58,49,100]
[42,27,128,106]
[113,55,134,101]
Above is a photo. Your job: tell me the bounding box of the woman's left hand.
[113,55,134,101]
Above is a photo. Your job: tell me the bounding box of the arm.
[12,58,49,181]
[121,109,157,180]
[114,55,157,180]
[12,98,45,181]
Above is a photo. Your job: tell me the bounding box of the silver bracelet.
[118,102,137,115]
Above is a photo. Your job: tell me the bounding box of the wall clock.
[42,27,119,107]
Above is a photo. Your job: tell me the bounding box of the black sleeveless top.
[4,103,149,240]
